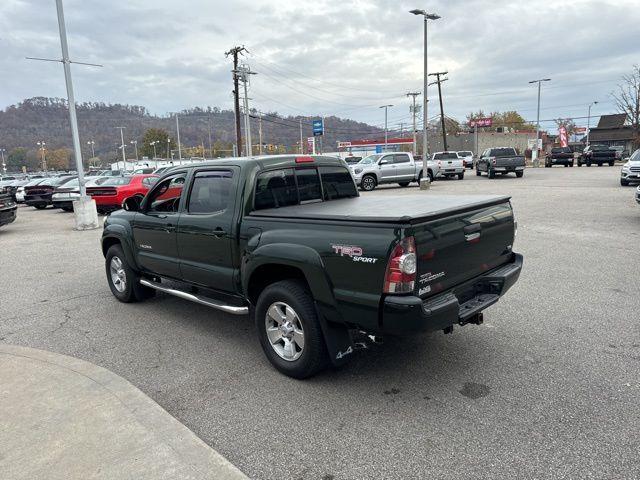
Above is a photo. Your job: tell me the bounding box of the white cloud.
[0,0,637,129]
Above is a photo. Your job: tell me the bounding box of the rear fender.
[244,243,354,366]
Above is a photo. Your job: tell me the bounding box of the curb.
[0,344,247,480]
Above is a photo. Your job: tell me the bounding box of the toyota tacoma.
[101,155,522,378]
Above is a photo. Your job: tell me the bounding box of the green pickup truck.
[101,155,522,378]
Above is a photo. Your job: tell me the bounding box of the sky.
[0,0,638,133]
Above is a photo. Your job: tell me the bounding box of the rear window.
[434,153,459,160]
[254,165,357,210]
[552,147,571,154]
[320,166,358,200]
[458,151,473,156]
[490,148,517,157]
[100,177,132,186]
[591,145,610,151]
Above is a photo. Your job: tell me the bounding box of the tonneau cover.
[250,194,510,224]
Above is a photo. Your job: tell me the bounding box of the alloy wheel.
[109,256,127,293]
[264,302,305,362]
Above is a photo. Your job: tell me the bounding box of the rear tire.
[105,245,155,303]
[427,170,434,182]
[476,167,481,176]
[516,171,524,178]
[398,182,410,187]
[255,280,329,379]
[609,161,614,166]
[34,204,47,210]
[457,172,464,180]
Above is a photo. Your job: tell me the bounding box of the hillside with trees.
[0,97,383,171]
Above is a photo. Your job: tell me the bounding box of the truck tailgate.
[496,156,525,167]
[413,200,515,299]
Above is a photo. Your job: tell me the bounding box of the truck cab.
[349,152,425,191]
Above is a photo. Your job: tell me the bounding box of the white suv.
[620,149,640,186]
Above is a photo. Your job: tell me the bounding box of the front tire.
[516,171,524,178]
[255,280,329,379]
[476,167,481,176]
[34,204,47,210]
[398,182,410,187]
[361,174,377,191]
[105,245,155,303]
[488,168,495,179]
[621,179,630,186]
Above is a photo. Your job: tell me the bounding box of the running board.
[139,279,248,315]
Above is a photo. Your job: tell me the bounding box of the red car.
[87,174,158,214]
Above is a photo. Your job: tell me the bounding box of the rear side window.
[188,170,234,214]
[320,166,357,200]
[254,169,297,210]
[394,154,411,164]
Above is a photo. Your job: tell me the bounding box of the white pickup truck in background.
[430,152,465,180]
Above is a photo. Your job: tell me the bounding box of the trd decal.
[331,244,378,264]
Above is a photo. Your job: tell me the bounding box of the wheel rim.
[109,256,127,293]
[265,302,304,362]
[363,177,374,190]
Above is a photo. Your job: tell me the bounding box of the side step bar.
[139,279,248,315]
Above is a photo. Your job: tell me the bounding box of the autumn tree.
[555,118,577,136]
[612,64,640,147]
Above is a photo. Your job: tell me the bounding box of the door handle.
[164,223,175,233]
[212,227,226,237]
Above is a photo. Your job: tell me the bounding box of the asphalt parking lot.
[1,166,639,479]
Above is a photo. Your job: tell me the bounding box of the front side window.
[188,170,234,214]
[147,173,186,213]
[254,169,297,210]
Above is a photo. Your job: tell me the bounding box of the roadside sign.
[337,141,351,148]
[528,139,542,150]
[307,137,315,154]
[312,119,324,136]
[469,117,493,128]
[574,127,587,134]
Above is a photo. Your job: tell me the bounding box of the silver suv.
[620,149,640,186]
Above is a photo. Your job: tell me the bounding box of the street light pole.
[410,9,440,159]
[37,141,47,171]
[586,101,598,147]
[379,104,393,151]
[529,78,551,166]
[167,138,171,162]
[87,140,95,159]
[0,149,6,174]
[175,114,182,164]
[150,141,158,168]
[116,126,126,171]
[130,140,138,162]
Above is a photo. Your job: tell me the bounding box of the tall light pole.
[115,126,126,171]
[529,78,551,166]
[0,149,6,174]
[406,92,421,155]
[380,104,393,151]
[37,141,47,171]
[175,114,182,164]
[150,141,159,168]
[410,9,440,158]
[130,140,138,162]
[87,140,95,159]
[166,138,171,161]
[586,101,599,147]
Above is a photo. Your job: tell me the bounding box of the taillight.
[383,236,417,294]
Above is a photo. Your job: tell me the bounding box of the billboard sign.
[558,126,568,147]
[312,119,324,136]
[307,136,315,153]
[574,127,587,134]
[469,117,493,128]
[337,141,351,148]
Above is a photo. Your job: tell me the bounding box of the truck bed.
[250,194,510,224]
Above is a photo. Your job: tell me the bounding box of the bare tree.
[612,65,640,147]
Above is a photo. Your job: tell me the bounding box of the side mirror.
[123,196,142,212]
[379,159,389,165]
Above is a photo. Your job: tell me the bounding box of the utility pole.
[0,149,6,174]
[166,138,171,161]
[586,101,598,147]
[225,46,246,157]
[529,78,551,166]
[235,64,256,156]
[115,127,127,171]
[379,104,393,151]
[176,114,182,164]
[428,71,449,151]
[258,114,263,155]
[207,116,213,158]
[299,119,304,154]
[406,91,421,155]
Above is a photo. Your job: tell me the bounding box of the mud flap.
[314,303,354,367]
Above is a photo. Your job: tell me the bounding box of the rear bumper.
[0,207,17,226]
[493,166,525,172]
[380,253,523,335]
[548,158,573,164]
